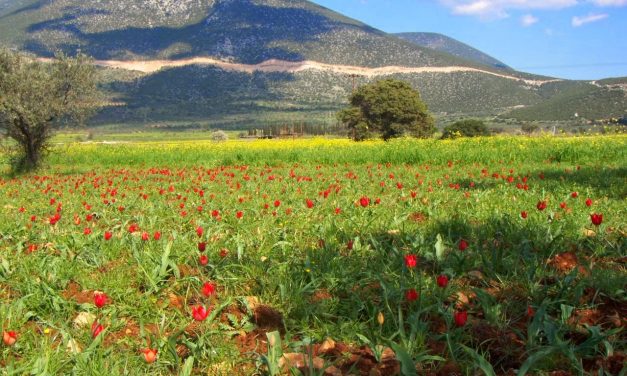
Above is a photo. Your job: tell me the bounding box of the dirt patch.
[548,252,589,276]
[61,281,94,304]
[408,212,428,223]
[252,305,284,333]
[311,289,333,303]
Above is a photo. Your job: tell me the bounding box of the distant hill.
[395,32,510,70]
[500,80,627,121]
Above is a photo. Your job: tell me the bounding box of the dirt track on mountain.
[88,57,559,86]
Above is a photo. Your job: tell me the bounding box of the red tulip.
[153,231,161,240]
[404,254,418,269]
[141,232,149,241]
[104,231,112,240]
[141,348,158,364]
[454,311,468,327]
[202,282,216,297]
[3,331,17,346]
[347,240,354,250]
[458,239,469,251]
[219,248,228,258]
[198,242,207,252]
[520,211,528,219]
[405,289,419,302]
[91,321,104,338]
[436,275,449,288]
[236,211,243,219]
[191,305,209,321]
[527,305,535,318]
[196,226,203,237]
[571,192,578,198]
[274,200,281,207]
[359,196,370,207]
[536,201,547,211]
[590,213,603,226]
[306,199,314,208]
[585,198,592,207]
[559,202,567,209]
[94,292,108,308]
[128,223,139,233]
[199,254,209,266]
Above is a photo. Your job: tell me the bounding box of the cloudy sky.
[311,0,627,80]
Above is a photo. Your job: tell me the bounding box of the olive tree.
[337,79,435,141]
[0,50,100,171]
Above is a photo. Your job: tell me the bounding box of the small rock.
[279,353,325,370]
[66,338,82,354]
[73,312,96,329]
[319,338,336,353]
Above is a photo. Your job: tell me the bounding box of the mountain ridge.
[395,32,511,71]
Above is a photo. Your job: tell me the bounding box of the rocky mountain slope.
[395,32,510,70]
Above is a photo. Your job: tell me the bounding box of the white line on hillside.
[39,57,561,86]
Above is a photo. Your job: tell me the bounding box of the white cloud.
[521,14,539,26]
[439,0,578,18]
[572,13,609,26]
[590,0,627,6]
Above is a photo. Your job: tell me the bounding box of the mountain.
[0,0,485,68]
[395,32,510,70]
[0,0,625,127]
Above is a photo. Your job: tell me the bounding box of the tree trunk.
[23,137,41,170]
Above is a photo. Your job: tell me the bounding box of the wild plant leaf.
[435,233,445,261]
[390,342,417,376]
[180,356,194,376]
[461,345,496,376]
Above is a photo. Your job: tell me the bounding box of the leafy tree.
[337,79,435,141]
[0,50,100,171]
[521,123,540,134]
[441,119,490,139]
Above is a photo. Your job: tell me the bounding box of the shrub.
[441,119,490,139]
[521,123,540,134]
[211,130,229,142]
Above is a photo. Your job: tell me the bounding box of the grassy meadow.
[0,135,625,375]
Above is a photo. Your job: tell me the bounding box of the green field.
[0,136,625,375]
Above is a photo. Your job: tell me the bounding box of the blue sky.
[310,0,627,80]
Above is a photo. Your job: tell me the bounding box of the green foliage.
[338,79,435,141]
[441,119,490,139]
[521,123,540,134]
[0,136,625,374]
[0,49,100,171]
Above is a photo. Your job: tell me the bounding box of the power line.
[516,62,627,70]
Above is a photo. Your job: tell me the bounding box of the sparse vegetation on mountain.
[0,49,99,171]
[395,32,510,70]
[338,79,435,141]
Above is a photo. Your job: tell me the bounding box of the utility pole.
[349,74,360,92]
